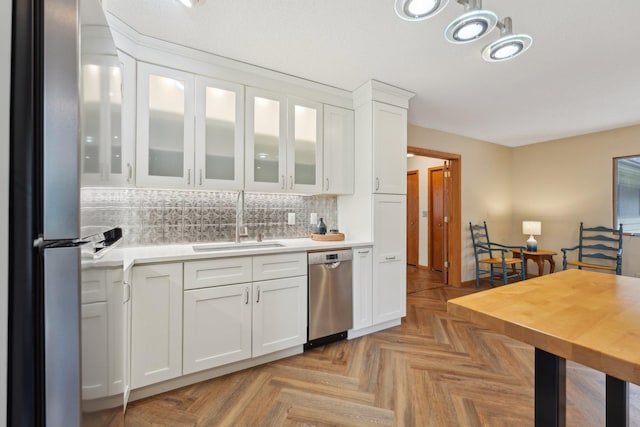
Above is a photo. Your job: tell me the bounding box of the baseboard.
[128,346,303,402]
[347,318,402,339]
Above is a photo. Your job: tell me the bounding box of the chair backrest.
[469,221,495,260]
[577,222,623,271]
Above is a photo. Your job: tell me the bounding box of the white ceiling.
[105,0,640,147]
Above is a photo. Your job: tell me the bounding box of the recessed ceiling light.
[482,17,532,62]
[445,0,497,44]
[394,0,449,21]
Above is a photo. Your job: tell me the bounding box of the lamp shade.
[522,221,541,236]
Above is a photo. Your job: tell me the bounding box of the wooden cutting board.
[311,233,345,241]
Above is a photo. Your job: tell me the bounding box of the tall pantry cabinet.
[340,80,414,337]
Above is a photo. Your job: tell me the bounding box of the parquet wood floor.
[104,270,639,426]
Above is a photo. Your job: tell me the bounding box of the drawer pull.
[358,250,370,254]
[385,256,396,260]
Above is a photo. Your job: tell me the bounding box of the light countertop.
[96,238,372,271]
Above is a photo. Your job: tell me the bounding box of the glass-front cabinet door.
[194,77,244,190]
[287,97,322,193]
[80,55,123,186]
[136,62,195,188]
[245,87,287,192]
[245,89,322,193]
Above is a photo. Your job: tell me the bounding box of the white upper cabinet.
[372,101,407,194]
[136,64,245,190]
[323,105,354,194]
[245,88,287,192]
[136,62,195,188]
[80,54,129,187]
[245,88,322,193]
[287,97,323,193]
[119,51,136,186]
[194,77,244,190]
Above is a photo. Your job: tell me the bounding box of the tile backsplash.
[81,188,338,246]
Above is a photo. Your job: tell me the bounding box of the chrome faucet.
[235,190,249,243]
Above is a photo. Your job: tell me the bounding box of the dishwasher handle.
[323,261,343,269]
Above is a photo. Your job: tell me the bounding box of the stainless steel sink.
[192,241,285,252]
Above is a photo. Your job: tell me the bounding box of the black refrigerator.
[9,0,125,425]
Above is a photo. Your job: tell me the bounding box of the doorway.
[406,170,419,266]
[407,147,462,286]
[428,166,445,272]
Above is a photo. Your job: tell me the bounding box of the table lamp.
[522,221,541,251]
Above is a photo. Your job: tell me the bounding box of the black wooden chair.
[561,222,623,275]
[469,221,527,288]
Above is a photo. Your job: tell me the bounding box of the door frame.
[407,147,462,286]
[406,170,419,266]
[428,166,445,273]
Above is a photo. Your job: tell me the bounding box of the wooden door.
[429,167,445,272]
[406,170,419,266]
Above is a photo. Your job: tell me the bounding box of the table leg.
[548,256,556,274]
[606,375,629,427]
[535,258,544,276]
[535,348,566,427]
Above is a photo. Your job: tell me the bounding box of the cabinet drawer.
[253,252,307,281]
[81,268,107,304]
[184,257,252,290]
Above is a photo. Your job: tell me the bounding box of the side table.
[512,248,557,276]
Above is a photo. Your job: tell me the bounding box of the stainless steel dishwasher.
[306,249,353,349]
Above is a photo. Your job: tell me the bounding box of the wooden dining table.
[448,269,640,426]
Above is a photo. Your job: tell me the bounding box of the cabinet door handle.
[325,178,330,191]
[199,169,203,186]
[358,250,370,254]
[244,287,249,305]
[385,255,396,260]
[187,168,191,184]
[123,282,131,303]
[289,175,293,190]
[281,175,285,189]
[256,286,261,303]
[375,177,380,191]
[127,163,133,182]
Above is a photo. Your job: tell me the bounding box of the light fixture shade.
[445,9,498,43]
[395,0,450,21]
[522,221,541,236]
[482,17,532,62]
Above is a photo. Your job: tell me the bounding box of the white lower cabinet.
[131,263,183,389]
[252,276,307,357]
[351,247,373,330]
[183,283,252,375]
[81,302,108,400]
[372,194,407,324]
[131,253,308,388]
[182,254,307,375]
[80,266,125,400]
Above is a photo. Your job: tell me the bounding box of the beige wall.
[409,123,640,282]
[511,125,640,277]
[408,125,513,282]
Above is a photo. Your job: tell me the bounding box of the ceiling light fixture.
[394,0,449,21]
[177,0,206,8]
[445,0,497,44]
[481,17,532,62]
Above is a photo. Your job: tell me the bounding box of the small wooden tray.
[311,233,345,241]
